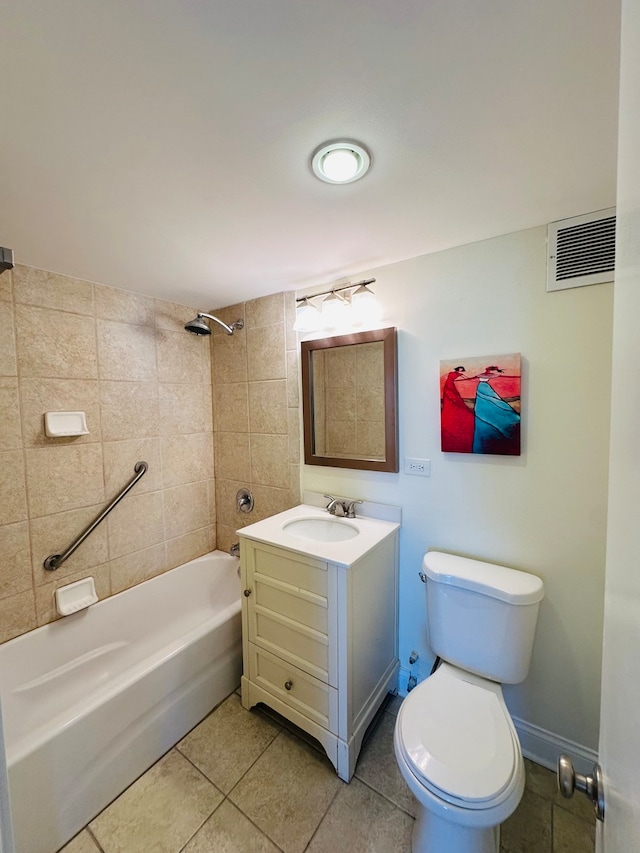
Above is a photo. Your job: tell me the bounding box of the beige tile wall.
[212,292,301,552]
[0,265,216,641]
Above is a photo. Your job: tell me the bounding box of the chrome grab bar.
[44,461,148,571]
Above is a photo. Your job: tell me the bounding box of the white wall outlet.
[404,457,430,476]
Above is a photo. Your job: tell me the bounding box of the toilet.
[394,551,544,853]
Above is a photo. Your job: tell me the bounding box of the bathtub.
[0,550,242,853]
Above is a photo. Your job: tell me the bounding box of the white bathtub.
[0,550,242,853]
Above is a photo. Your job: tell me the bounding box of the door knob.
[557,754,605,821]
[243,589,252,597]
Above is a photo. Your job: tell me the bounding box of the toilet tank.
[423,551,544,684]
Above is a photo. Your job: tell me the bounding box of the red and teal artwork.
[440,353,521,455]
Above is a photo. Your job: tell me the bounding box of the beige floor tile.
[383,692,404,717]
[89,749,222,853]
[500,788,553,853]
[229,729,343,853]
[307,776,413,853]
[183,799,280,853]
[553,804,596,853]
[177,693,281,793]
[554,791,598,823]
[355,711,419,817]
[524,757,558,800]
[59,829,102,853]
[257,704,327,756]
[524,757,596,822]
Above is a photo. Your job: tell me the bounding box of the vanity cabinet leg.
[336,738,356,782]
[240,675,252,711]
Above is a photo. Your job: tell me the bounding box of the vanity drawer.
[253,575,327,632]
[251,544,327,597]
[248,644,338,732]
[253,608,330,683]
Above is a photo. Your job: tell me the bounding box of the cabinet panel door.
[248,643,338,732]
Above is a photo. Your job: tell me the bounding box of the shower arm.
[197,313,244,335]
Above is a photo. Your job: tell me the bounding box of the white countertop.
[237,504,400,567]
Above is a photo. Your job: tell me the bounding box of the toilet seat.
[397,663,520,809]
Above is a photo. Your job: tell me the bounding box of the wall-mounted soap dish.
[45,411,90,437]
[55,577,98,616]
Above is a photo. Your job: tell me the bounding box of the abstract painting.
[440,353,521,455]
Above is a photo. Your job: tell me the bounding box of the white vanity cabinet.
[239,508,399,782]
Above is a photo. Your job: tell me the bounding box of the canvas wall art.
[440,353,521,455]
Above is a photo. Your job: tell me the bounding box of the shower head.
[184,316,212,335]
[184,312,244,336]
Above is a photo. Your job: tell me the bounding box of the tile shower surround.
[0,265,300,642]
[211,293,300,554]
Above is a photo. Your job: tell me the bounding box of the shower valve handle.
[236,488,254,513]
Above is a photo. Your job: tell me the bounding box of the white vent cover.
[547,208,616,292]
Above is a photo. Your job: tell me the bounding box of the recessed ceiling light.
[311,141,371,184]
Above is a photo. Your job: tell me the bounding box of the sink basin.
[283,517,359,542]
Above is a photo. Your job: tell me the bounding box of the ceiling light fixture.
[311,141,371,184]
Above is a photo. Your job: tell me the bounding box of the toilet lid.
[398,669,518,805]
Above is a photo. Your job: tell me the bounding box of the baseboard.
[397,666,598,777]
[512,715,598,776]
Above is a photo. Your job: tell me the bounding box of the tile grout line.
[301,781,344,852]
[174,712,287,851]
[352,772,417,820]
[85,824,106,853]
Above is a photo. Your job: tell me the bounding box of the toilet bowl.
[393,551,544,853]
[394,662,524,853]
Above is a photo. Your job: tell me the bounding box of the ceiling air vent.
[547,208,616,292]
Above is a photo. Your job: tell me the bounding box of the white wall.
[302,225,613,755]
[599,0,640,845]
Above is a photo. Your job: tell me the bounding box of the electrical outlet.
[404,457,430,476]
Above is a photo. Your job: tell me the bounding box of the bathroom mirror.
[301,327,398,472]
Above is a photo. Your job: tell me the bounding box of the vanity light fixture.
[294,278,379,332]
[350,281,383,323]
[311,141,371,184]
[321,290,351,328]
[292,297,322,332]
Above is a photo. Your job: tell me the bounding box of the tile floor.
[60,691,596,853]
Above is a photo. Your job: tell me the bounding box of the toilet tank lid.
[423,551,544,605]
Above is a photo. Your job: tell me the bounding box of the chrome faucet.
[324,495,363,519]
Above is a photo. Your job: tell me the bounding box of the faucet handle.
[324,494,337,514]
[324,495,346,516]
[345,499,363,518]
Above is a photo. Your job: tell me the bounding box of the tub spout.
[229,543,240,558]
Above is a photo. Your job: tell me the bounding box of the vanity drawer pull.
[244,589,252,597]
[284,680,293,691]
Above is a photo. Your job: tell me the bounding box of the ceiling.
[1,1,621,310]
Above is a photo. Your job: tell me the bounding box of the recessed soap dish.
[45,411,89,437]
[55,577,98,616]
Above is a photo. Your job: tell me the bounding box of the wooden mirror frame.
[301,327,398,472]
